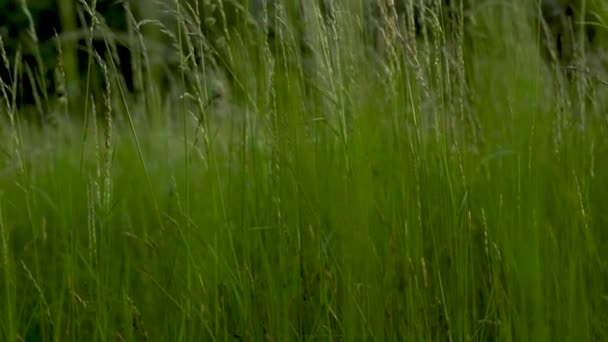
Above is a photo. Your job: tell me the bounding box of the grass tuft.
[1,0,608,341]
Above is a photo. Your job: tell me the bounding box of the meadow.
[1,0,607,341]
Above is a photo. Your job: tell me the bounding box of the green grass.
[1,0,608,340]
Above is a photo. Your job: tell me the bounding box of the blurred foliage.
[0,0,137,118]
[0,0,607,119]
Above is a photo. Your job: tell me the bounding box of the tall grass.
[1,0,607,341]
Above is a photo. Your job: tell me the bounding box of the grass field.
[1,1,608,341]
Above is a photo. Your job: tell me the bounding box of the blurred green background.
[1,0,607,121]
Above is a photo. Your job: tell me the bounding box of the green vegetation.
[1,1,607,341]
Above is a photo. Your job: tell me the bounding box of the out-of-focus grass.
[1,0,607,341]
